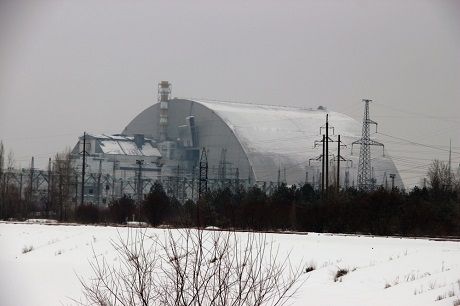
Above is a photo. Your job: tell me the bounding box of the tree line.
[80,165,460,237]
[132,181,459,237]
[1,141,459,237]
[0,142,75,220]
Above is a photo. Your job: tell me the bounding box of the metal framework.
[352,99,384,191]
[198,148,208,200]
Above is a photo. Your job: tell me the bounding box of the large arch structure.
[123,99,403,188]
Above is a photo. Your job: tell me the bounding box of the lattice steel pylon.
[198,148,208,200]
[352,99,384,191]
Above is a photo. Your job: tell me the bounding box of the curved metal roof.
[124,99,403,188]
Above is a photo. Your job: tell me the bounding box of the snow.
[85,133,161,157]
[1,223,460,306]
[139,143,161,157]
[25,219,58,224]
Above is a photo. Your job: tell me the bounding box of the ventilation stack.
[158,81,172,142]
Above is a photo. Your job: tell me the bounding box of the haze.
[0,0,459,186]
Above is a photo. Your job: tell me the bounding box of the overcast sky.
[0,0,459,186]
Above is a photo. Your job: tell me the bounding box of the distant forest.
[1,141,459,238]
[94,180,459,237]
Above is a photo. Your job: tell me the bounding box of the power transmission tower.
[197,148,208,228]
[198,148,208,200]
[352,99,384,191]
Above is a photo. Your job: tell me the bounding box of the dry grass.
[22,245,34,254]
[334,268,349,282]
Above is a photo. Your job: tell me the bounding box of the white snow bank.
[25,219,59,224]
[0,223,459,306]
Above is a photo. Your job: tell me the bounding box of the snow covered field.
[1,222,460,306]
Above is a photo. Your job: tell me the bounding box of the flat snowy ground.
[1,222,460,306]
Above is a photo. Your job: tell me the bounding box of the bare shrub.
[334,268,349,282]
[22,245,34,254]
[436,293,446,301]
[453,298,460,306]
[304,260,316,273]
[77,229,305,306]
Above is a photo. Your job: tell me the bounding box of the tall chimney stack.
[158,81,171,142]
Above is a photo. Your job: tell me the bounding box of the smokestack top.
[160,81,170,88]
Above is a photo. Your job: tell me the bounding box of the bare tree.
[427,159,452,191]
[78,229,305,306]
[0,141,4,218]
[0,141,4,178]
[51,149,75,220]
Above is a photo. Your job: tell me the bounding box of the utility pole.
[47,158,52,217]
[352,99,384,191]
[136,159,144,220]
[95,158,103,207]
[136,160,144,204]
[112,160,117,200]
[326,115,329,191]
[74,173,78,210]
[448,139,452,189]
[80,132,87,206]
[335,135,348,192]
[319,115,335,195]
[19,171,23,215]
[176,164,180,199]
[28,156,34,217]
[337,135,340,192]
[322,134,325,193]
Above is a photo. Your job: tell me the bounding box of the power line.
[377,132,460,155]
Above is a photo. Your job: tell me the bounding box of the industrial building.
[71,81,403,203]
[70,134,161,204]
